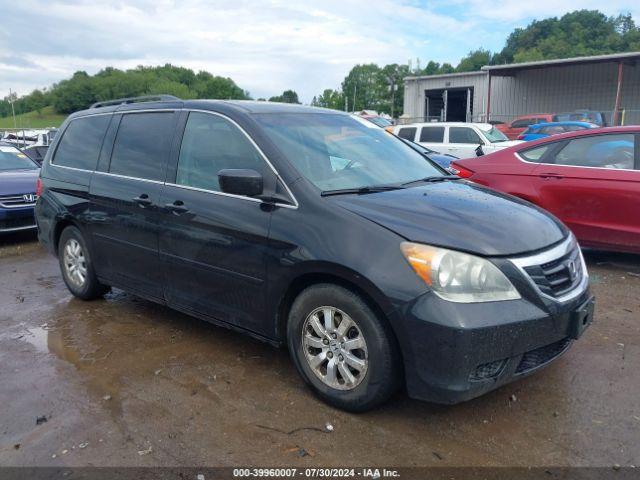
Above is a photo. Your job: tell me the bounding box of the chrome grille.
[0,193,37,208]
[509,236,588,303]
[523,247,583,298]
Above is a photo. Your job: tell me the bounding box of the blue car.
[519,121,598,141]
[0,142,40,234]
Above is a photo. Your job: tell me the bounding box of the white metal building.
[402,52,640,126]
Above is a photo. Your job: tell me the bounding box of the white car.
[392,122,523,159]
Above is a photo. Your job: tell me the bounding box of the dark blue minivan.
[36,96,594,411]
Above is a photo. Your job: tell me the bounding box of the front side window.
[176,112,267,192]
[109,112,175,181]
[397,127,417,141]
[420,126,444,143]
[552,134,635,169]
[0,145,38,171]
[449,127,481,144]
[254,113,443,191]
[53,115,110,170]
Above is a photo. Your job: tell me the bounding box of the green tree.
[341,64,385,112]
[456,49,493,72]
[269,89,300,103]
[312,89,344,110]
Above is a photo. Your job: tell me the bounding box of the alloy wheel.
[301,306,368,390]
[63,238,87,287]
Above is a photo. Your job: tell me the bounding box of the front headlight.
[400,242,521,303]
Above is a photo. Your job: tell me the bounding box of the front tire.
[287,284,401,412]
[58,226,110,300]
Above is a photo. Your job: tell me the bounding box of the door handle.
[165,200,189,215]
[132,194,153,207]
[538,173,564,180]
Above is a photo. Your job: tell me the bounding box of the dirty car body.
[36,98,594,409]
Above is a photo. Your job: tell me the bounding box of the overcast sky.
[1,0,638,102]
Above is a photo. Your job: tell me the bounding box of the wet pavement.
[0,231,639,468]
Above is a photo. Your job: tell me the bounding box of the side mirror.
[218,169,263,197]
[475,144,485,157]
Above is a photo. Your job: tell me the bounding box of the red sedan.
[451,127,640,254]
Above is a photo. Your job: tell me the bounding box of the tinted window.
[109,112,175,181]
[564,125,588,132]
[420,126,444,143]
[551,134,635,169]
[540,126,565,135]
[53,115,110,170]
[520,145,550,162]
[176,112,267,192]
[449,127,481,144]
[397,127,417,141]
[511,119,532,128]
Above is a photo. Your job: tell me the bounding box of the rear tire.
[58,226,110,300]
[287,284,401,412]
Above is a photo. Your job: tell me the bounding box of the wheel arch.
[274,264,400,351]
[52,216,84,256]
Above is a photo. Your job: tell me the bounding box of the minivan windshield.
[254,113,443,192]
[0,145,38,171]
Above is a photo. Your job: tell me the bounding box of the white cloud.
[0,0,637,102]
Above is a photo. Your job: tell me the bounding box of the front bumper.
[396,289,594,404]
[0,206,36,233]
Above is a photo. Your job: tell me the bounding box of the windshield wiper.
[400,175,462,187]
[321,184,405,197]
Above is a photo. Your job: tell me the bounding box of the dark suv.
[36,96,594,411]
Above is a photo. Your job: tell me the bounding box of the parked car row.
[496,111,607,140]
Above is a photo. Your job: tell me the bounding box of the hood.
[333,181,567,256]
[0,169,39,196]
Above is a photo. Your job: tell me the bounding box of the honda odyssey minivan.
[36,96,594,411]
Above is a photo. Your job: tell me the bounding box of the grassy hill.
[0,106,67,129]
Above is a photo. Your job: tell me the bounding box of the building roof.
[404,70,486,82]
[482,51,640,76]
[404,51,640,82]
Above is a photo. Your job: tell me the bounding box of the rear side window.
[397,127,417,141]
[53,115,110,170]
[449,127,481,144]
[109,112,175,181]
[420,126,444,143]
[511,119,532,128]
[552,134,635,169]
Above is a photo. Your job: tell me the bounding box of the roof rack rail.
[90,95,181,109]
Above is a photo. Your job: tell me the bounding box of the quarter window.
[449,127,481,144]
[53,115,110,170]
[520,145,550,162]
[175,112,267,193]
[109,112,175,181]
[397,127,417,141]
[419,126,444,143]
[552,134,635,169]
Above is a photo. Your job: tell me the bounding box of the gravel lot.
[1,232,638,468]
